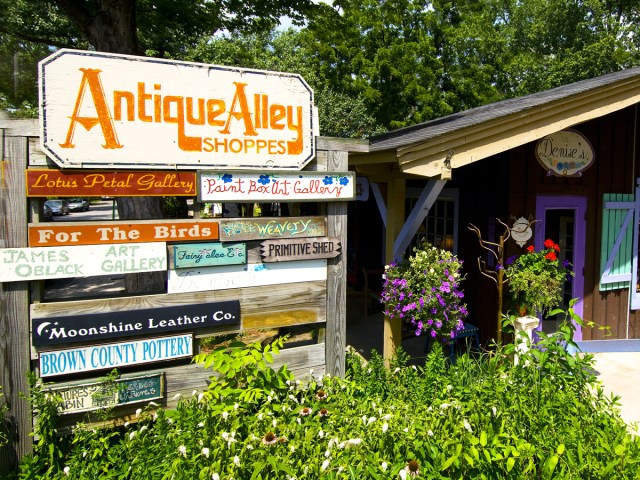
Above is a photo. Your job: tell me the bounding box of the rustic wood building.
[348,66,640,351]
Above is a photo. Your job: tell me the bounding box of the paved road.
[53,199,119,221]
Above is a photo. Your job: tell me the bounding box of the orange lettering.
[221,82,257,136]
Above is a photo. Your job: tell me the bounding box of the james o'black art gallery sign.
[32,300,240,348]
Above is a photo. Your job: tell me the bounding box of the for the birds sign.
[39,49,317,170]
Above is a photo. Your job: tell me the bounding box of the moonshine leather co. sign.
[50,373,164,415]
[198,171,355,202]
[0,242,167,283]
[173,242,246,268]
[39,334,193,377]
[32,300,240,347]
[261,237,341,262]
[219,216,326,242]
[39,49,316,170]
[29,219,219,247]
[535,129,595,176]
[26,169,196,197]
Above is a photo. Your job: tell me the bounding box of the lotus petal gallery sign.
[39,49,317,170]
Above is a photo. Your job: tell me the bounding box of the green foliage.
[0,386,8,448]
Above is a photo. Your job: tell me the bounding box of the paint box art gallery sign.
[39,49,316,170]
[32,300,240,347]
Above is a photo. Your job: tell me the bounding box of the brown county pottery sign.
[39,49,316,170]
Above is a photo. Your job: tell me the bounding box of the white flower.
[362,415,368,424]
[381,461,388,471]
[272,419,277,428]
[463,419,472,432]
[124,421,130,427]
[297,418,302,425]
[257,413,264,420]
[198,393,205,403]
[399,469,407,480]
[446,385,453,392]
[140,425,148,433]
[222,411,229,420]
[325,450,331,458]
[63,466,70,476]
[202,447,210,458]
[321,459,330,472]
[129,431,136,440]
[492,406,497,416]
[233,455,240,466]
[198,422,205,428]
[212,474,220,480]
[338,466,344,473]
[246,444,254,450]
[221,432,230,441]
[318,430,325,438]
[382,422,389,433]
[403,428,409,433]
[427,430,434,437]
[290,445,296,453]
[192,390,198,397]
[393,367,401,374]
[367,416,376,425]
[178,445,187,457]
[172,393,182,400]
[383,414,392,420]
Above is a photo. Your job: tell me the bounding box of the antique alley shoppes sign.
[32,300,240,347]
[39,49,316,170]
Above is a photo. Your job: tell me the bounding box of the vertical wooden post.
[0,132,32,474]
[325,150,348,377]
[383,177,406,364]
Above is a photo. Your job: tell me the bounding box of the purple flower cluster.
[381,244,468,338]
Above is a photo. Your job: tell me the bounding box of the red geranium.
[545,251,557,261]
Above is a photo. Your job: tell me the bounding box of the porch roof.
[352,66,640,179]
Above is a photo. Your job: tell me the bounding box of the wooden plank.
[260,237,341,262]
[0,132,33,470]
[167,259,327,294]
[198,170,355,202]
[317,136,369,153]
[0,242,167,282]
[39,334,193,378]
[325,150,348,377]
[172,242,246,268]
[29,219,220,247]
[219,216,326,241]
[26,169,197,197]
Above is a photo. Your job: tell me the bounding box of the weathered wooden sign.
[220,216,326,242]
[261,237,341,262]
[199,171,355,202]
[167,260,327,294]
[49,373,164,415]
[32,300,240,347]
[535,129,595,177]
[26,169,196,197]
[29,219,219,247]
[39,334,192,377]
[39,49,316,170]
[0,242,166,283]
[173,242,246,268]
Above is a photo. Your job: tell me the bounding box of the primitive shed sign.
[39,49,317,170]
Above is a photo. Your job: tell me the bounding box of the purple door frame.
[535,195,587,341]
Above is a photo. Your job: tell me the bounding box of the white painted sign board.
[167,259,327,294]
[0,242,167,282]
[39,49,316,170]
[199,171,355,202]
[39,334,192,377]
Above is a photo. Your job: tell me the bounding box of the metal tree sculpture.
[468,218,538,343]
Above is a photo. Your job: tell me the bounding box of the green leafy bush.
[18,316,640,479]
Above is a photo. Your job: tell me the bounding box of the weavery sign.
[29,219,219,247]
[173,242,246,268]
[0,243,166,283]
[535,129,595,177]
[199,171,355,202]
[50,373,164,415]
[219,216,326,242]
[26,169,196,197]
[32,300,240,347]
[167,260,327,294]
[39,49,316,170]
[261,237,341,262]
[39,334,192,377]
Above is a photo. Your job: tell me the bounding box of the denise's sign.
[39,49,316,170]
[535,129,594,177]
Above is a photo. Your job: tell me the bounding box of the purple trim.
[535,195,587,341]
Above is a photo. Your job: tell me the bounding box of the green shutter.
[600,194,635,291]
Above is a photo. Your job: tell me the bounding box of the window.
[406,188,459,254]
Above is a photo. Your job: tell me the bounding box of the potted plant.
[504,239,574,318]
[381,242,468,340]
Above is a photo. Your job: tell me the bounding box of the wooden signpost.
[0,242,167,282]
[39,334,193,378]
[261,237,341,262]
[172,242,246,268]
[49,373,164,415]
[39,49,316,170]
[32,300,240,347]
[28,219,220,247]
[219,216,326,242]
[198,171,355,202]
[167,260,327,294]
[26,169,197,197]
